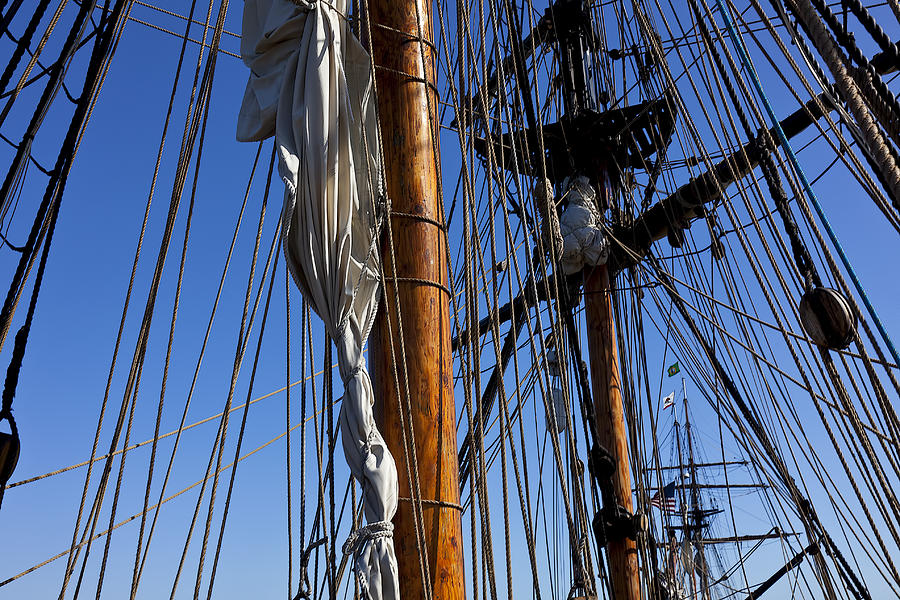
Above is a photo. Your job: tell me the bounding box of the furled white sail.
[237,2,398,599]
[558,175,608,275]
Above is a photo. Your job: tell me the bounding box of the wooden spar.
[654,460,747,471]
[584,264,641,600]
[458,92,837,344]
[610,92,834,271]
[699,530,799,545]
[746,540,819,600]
[366,0,466,599]
[610,46,897,271]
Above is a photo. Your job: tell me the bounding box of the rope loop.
[293,537,327,600]
[341,520,394,557]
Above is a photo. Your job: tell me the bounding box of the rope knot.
[342,520,394,557]
[360,427,377,459]
[343,363,363,384]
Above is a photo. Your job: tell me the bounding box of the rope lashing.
[343,363,363,384]
[342,520,395,598]
[342,520,394,557]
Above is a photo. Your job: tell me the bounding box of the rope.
[203,234,283,600]
[398,496,464,511]
[716,0,900,372]
[294,537,327,600]
[285,268,294,598]
[0,0,72,128]
[133,144,267,591]
[0,0,100,350]
[689,0,822,292]
[58,0,208,592]
[0,413,312,589]
[189,103,266,600]
[131,0,240,39]
[0,0,124,523]
[786,0,900,207]
[0,0,52,97]
[341,520,393,599]
[59,0,223,593]
[341,520,394,556]
[652,257,870,596]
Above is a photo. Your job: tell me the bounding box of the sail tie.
[343,363,363,385]
[342,520,394,556]
[342,520,395,599]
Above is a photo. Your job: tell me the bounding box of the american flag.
[650,480,677,512]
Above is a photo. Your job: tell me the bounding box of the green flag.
[667,362,680,377]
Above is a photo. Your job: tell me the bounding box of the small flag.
[663,392,675,410]
[650,480,677,512]
[667,362,680,377]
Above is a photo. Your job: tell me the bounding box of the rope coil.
[342,520,394,557]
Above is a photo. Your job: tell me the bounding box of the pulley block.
[799,287,856,350]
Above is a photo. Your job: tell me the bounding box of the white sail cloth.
[237,2,399,600]
[558,176,609,274]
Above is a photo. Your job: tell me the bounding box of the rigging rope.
[0,0,99,350]
[0,0,122,514]
[784,0,900,206]
[714,0,900,375]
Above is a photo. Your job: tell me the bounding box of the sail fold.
[558,176,609,274]
[237,2,399,599]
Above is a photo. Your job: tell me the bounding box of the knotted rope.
[342,520,395,599]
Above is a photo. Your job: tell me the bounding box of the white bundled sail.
[558,176,609,274]
[237,2,398,599]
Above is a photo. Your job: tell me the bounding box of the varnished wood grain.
[585,265,642,600]
[367,0,466,598]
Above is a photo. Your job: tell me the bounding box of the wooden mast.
[366,1,466,599]
[584,263,642,600]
